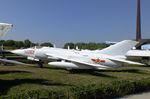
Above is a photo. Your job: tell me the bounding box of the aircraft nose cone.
[0,23,13,27]
[8,24,13,27]
[11,49,24,55]
[11,24,13,27]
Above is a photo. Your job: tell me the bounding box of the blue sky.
[0,0,150,47]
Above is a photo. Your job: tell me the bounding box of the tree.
[4,40,15,46]
[64,43,75,49]
[24,39,32,48]
[41,42,53,47]
[15,41,24,48]
[0,40,5,45]
[64,42,107,50]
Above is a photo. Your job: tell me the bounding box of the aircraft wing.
[107,56,144,65]
[0,58,33,66]
[46,53,110,69]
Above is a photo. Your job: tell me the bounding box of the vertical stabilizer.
[0,23,13,37]
[99,40,138,56]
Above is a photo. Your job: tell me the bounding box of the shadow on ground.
[0,70,31,74]
[43,66,66,70]
[67,70,116,78]
[98,68,150,75]
[65,68,150,78]
[0,78,72,96]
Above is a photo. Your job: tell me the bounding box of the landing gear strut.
[0,50,7,66]
[141,57,149,65]
[37,60,43,68]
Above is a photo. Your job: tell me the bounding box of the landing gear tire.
[37,61,43,68]
[142,57,149,66]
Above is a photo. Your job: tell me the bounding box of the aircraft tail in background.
[0,23,13,37]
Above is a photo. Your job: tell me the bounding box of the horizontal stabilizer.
[107,56,144,66]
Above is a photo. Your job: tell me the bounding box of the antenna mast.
[136,0,141,41]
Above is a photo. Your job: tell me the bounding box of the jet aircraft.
[10,40,144,70]
[6,0,149,69]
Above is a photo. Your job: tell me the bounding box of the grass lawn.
[0,65,150,98]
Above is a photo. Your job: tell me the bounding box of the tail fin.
[100,40,138,56]
[0,23,13,37]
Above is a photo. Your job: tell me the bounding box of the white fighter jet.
[10,40,144,69]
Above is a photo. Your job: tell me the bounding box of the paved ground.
[121,92,150,99]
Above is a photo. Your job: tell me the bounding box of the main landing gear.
[37,60,43,68]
